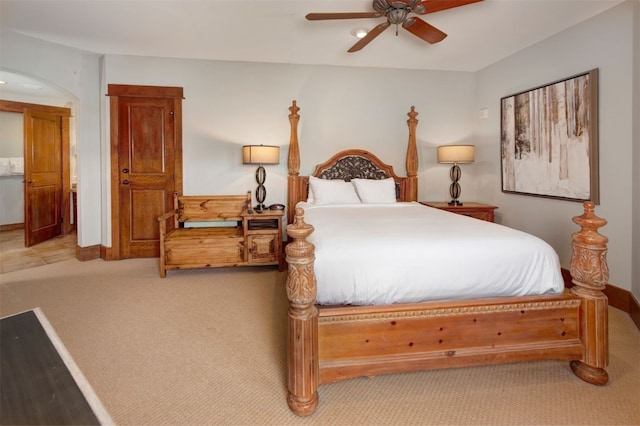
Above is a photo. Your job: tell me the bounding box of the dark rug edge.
[1,307,114,425]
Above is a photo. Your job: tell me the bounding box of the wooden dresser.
[420,201,497,222]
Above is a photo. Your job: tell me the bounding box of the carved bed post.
[285,207,319,416]
[569,201,609,385]
[405,106,418,201]
[287,100,301,225]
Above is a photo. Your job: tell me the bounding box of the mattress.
[296,202,564,305]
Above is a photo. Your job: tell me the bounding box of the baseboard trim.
[100,245,115,261]
[631,295,640,331]
[75,244,100,261]
[0,223,24,232]
[562,267,638,331]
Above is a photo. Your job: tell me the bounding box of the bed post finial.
[288,101,302,225]
[285,207,319,416]
[569,200,609,385]
[405,106,418,201]
[288,100,300,177]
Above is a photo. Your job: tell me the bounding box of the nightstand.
[241,209,285,270]
[420,202,498,222]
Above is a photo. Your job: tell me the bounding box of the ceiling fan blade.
[402,17,447,44]
[306,12,382,20]
[415,0,484,15]
[347,22,391,53]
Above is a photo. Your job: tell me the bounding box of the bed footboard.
[315,295,584,384]
[285,202,609,416]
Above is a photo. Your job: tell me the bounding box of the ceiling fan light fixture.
[372,0,389,13]
[352,28,369,39]
[387,8,409,25]
[307,0,482,52]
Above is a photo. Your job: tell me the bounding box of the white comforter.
[296,202,563,305]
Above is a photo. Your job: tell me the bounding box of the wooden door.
[108,85,183,259]
[23,110,62,247]
[0,100,71,244]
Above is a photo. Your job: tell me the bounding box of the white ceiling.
[0,0,624,84]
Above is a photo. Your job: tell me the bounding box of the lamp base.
[255,165,267,214]
[448,164,462,207]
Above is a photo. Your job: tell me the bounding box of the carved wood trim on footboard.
[285,201,609,416]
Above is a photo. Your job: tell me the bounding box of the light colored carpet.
[0,258,638,425]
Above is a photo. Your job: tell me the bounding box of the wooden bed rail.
[285,201,609,416]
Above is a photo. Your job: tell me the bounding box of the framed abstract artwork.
[500,69,599,203]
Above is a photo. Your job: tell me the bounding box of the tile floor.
[0,230,77,274]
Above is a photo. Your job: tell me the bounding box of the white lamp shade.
[242,145,280,165]
[437,145,475,164]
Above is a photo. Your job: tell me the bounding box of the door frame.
[107,84,183,260]
[0,100,72,236]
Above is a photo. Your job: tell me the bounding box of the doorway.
[107,85,183,260]
[0,100,72,248]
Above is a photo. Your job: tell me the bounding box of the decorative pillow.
[309,176,361,205]
[352,178,397,203]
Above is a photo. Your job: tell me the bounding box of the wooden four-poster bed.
[283,100,609,416]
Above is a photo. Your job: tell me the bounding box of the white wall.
[475,1,637,294]
[632,0,640,303]
[102,56,476,241]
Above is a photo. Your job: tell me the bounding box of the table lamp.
[242,144,280,212]
[437,144,475,206]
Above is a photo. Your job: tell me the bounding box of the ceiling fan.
[306,0,484,52]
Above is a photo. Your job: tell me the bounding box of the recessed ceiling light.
[0,81,6,85]
[351,28,368,39]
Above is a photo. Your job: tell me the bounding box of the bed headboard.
[286,100,419,224]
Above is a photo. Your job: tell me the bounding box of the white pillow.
[352,178,397,203]
[309,176,361,205]
[306,179,315,203]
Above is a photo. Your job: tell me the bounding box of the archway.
[0,69,77,247]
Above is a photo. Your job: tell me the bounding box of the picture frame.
[500,69,599,204]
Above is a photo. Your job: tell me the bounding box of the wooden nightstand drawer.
[457,209,492,221]
[247,234,278,264]
[420,202,498,223]
[247,218,280,231]
[242,209,285,270]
